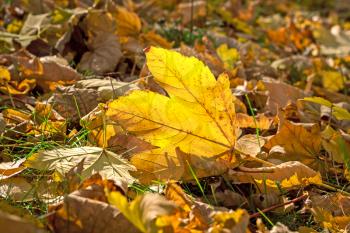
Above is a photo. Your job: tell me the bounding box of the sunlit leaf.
[25,147,136,183]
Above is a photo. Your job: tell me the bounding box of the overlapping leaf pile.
[1,0,350,232]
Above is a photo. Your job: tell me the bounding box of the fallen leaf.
[216,44,239,70]
[140,31,173,49]
[321,70,344,92]
[25,147,136,183]
[0,177,34,201]
[235,134,266,157]
[208,209,250,233]
[321,125,350,163]
[265,120,322,169]
[77,33,122,75]
[114,7,142,37]
[236,113,271,130]
[228,161,322,191]
[303,97,350,121]
[49,194,139,233]
[263,77,307,115]
[0,158,26,180]
[108,191,176,233]
[15,54,82,92]
[106,47,238,159]
[75,78,139,102]
[0,210,47,233]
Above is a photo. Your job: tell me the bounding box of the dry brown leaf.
[309,192,350,216]
[0,210,47,233]
[263,77,307,115]
[265,120,322,169]
[156,182,212,231]
[228,161,322,191]
[17,55,82,92]
[0,177,34,201]
[0,158,26,180]
[140,31,173,49]
[48,86,99,123]
[77,33,122,75]
[75,78,139,102]
[210,190,247,209]
[84,10,116,36]
[49,194,140,233]
[236,134,266,157]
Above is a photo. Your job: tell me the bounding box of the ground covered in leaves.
[1,0,350,232]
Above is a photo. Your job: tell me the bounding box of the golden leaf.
[321,70,344,92]
[265,120,322,169]
[209,209,250,233]
[105,47,239,182]
[108,191,176,233]
[114,7,141,37]
[107,47,237,155]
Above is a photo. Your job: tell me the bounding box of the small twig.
[318,182,350,196]
[249,193,308,219]
[190,0,194,35]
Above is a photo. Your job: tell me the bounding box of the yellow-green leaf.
[216,44,239,69]
[303,97,350,120]
[321,70,344,92]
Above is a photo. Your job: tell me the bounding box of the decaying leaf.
[0,210,47,233]
[265,120,322,169]
[49,193,139,233]
[25,147,136,183]
[228,161,322,191]
[235,134,266,157]
[263,77,307,115]
[0,177,34,201]
[77,33,122,74]
[0,158,26,180]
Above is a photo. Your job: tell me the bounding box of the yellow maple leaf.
[107,47,238,154]
[105,47,239,182]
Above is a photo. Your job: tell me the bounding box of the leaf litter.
[1,0,350,232]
